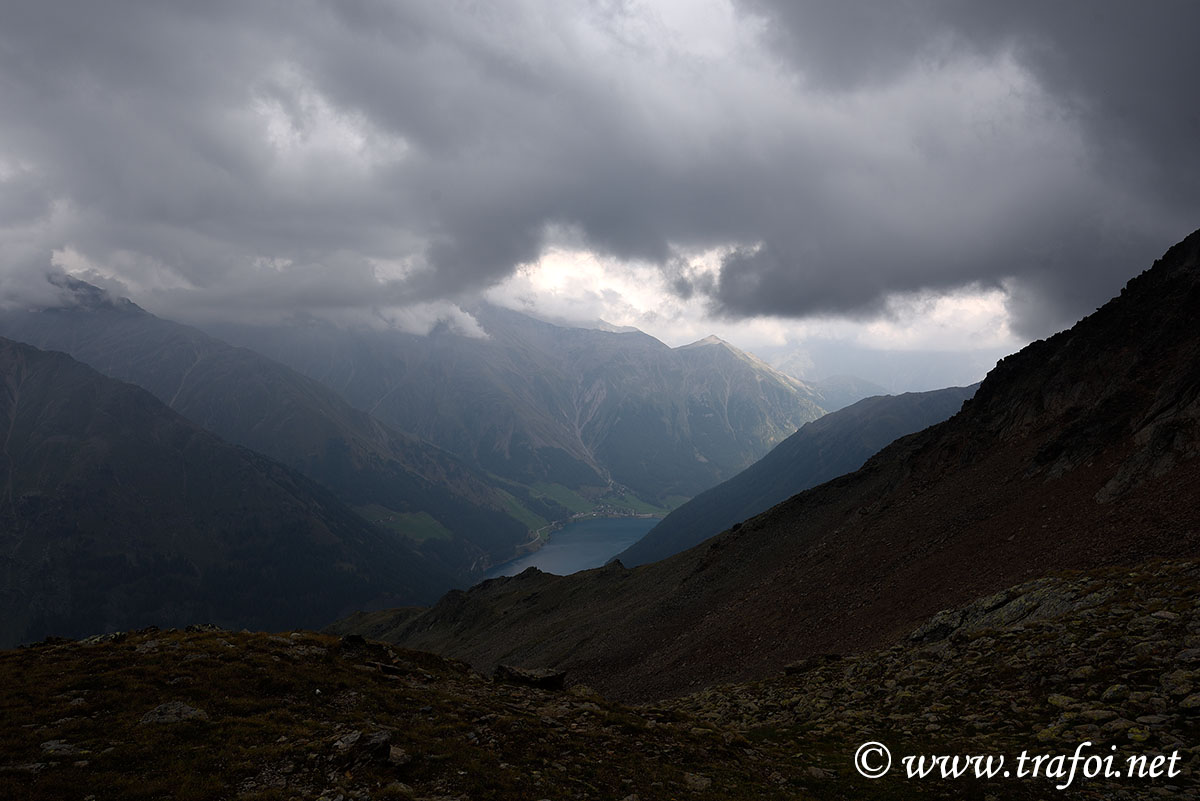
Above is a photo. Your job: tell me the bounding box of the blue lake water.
[485,516,660,578]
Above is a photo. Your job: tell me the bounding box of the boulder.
[494,664,567,690]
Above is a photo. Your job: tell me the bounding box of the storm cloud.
[0,1,1196,338]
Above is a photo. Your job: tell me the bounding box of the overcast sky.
[1,1,1197,381]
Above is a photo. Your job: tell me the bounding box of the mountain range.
[0,277,856,642]
[210,305,830,504]
[359,227,1200,701]
[0,278,531,580]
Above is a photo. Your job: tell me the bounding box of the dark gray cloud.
[0,1,1196,338]
[732,0,1200,334]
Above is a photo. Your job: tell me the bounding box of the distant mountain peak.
[676,334,824,400]
[43,273,146,315]
[681,334,728,348]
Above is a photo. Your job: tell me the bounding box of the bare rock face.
[908,579,1117,644]
[966,229,1200,501]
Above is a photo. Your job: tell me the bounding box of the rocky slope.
[4,560,1200,799]
[361,228,1200,701]
[0,628,800,801]
[616,385,977,566]
[0,278,529,579]
[212,304,828,503]
[0,338,448,647]
[669,558,1200,798]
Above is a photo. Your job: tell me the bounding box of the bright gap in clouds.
[487,246,1023,358]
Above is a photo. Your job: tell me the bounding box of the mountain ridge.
[616,384,978,566]
[209,303,829,503]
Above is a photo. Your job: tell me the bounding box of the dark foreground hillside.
[0,627,796,801]
[360,228,1200,701]
[3,559,1199,799]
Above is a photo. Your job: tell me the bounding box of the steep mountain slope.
[0,338,449,647]
[0,279,528,578]
[212,305,827,503]
[616,385,977,566]
[367,228,1200,701]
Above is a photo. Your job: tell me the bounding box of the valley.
[0,284,829,589]
[484,515,661,578]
